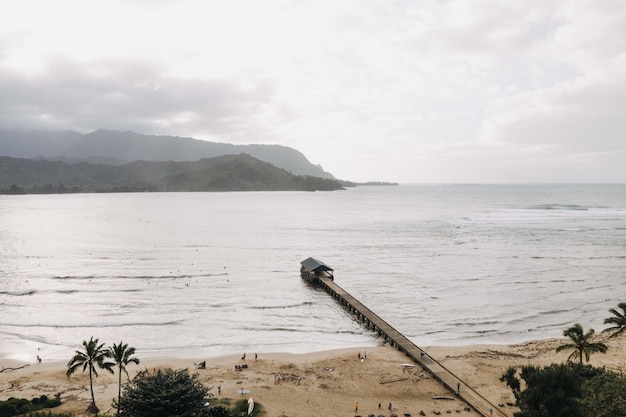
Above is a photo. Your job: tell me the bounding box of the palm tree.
[110,341,140,417]
[556,323,608,365]
[66,337,115,415]
[604,302,626,339]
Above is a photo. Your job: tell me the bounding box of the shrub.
[0,393,63,417]
[116,368,209,417]
[0,403,17,417]
[502,363,626,417]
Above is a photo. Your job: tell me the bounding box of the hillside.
[0,154,344,194]
[0,129,335,179]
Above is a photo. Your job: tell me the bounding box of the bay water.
[1,184,625,362]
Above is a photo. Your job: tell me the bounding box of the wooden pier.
[302,260,509,417]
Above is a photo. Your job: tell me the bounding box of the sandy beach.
[2,336,625,417]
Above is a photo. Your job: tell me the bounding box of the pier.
[302,259,509,417]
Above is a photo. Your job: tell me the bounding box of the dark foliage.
[115,368,209,417]
[206,405,231,417]
[604,302,626,339]
[580,370,626,417]
[500,367,521,402]
[555,323,607,365]
[0,154,344,194]
[502,363,626,417]
[232,399,262,416]
[109,341,140,417]
[503,363,584,417]
[0,393,62,416]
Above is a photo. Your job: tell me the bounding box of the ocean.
[1,184,625,363]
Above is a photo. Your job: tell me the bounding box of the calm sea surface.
[1,184,625,362]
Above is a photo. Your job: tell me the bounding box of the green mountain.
[0,129,335,179]
[0,154,345,194]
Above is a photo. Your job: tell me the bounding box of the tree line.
[64,337,254,417]
[0,154,346,194]
[501,302,626,417]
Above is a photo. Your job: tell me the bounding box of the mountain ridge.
[0,129,334,179]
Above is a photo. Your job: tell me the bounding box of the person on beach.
[355,402,359,411]
[254,353,257,360]
[218,385,221,395]
[242,353,246,360]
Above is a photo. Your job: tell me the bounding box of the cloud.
[0,56,275,139]
[480,43,626,157]
[0,0,625,182]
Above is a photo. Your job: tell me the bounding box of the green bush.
[502,364,626,417]
[206,405,230,417]
[7,398,30,415]
[0,403,17,417]
[116,368,209,417]
[0,393,63,417]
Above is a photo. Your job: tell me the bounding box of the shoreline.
[2,337,624,417]
[0,327,573,365]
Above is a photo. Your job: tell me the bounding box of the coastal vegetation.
[63,337,263,416]
[115,368,262,417]
[46,302,626,416]
[603,302,626,339]
[501,363,626,417]
[0,394,62,417]
[501,302,626,417]
[0,154,345,194]
[109,342,140,417]
[115,368,209,417]
[555,323,607,365]
[66,337,115,416]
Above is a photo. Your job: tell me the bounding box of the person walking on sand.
[388,402,392,410]
[355,402,359,412]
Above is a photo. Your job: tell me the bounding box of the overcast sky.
[1,1,625,183]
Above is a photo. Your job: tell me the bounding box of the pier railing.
[317,276,510,417]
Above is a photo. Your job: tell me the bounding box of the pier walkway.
[317,276,509,417]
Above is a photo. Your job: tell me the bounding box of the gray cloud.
[482,56,626,156]
[1,0,625,183]
[0,56,275,140]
